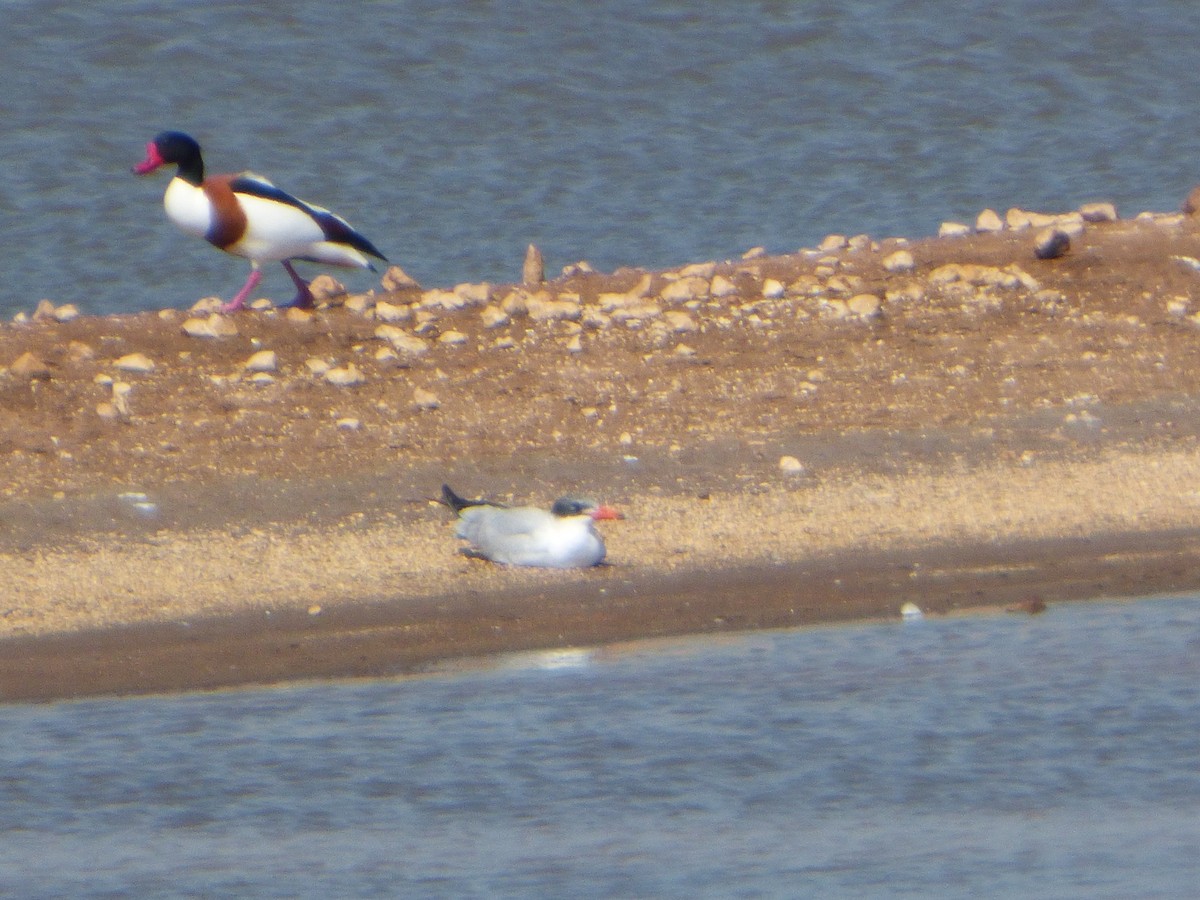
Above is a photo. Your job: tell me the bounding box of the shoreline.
[4,436,1200,701]
[3,526,1199,702]
[5,206,1200,700]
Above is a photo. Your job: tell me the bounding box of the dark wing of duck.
[229,173,388,263]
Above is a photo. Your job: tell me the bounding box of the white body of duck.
[134,131,386,311]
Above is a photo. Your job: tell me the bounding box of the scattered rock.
[308,274,346,303]
[305,358,331,376]
[413,387,440,410]
[1034,228,1071,260]
[375,300,412,324]
[1005,208,1033,230]
[659,276,709,303]
[111,382,133,416]
[625,273,654,298]
[526,292,582,322]
[609,299,661,323]
[1079,202,1117,223]
[1185,187,1200,216]
[244,350,278,373]
[480,305,510,329]
[561,261,594,278]
[438,330,468,346]
[343,293,375,316]
[374,326,429,355]
[938,221,971,238]
[324,364,366,387]
[710,274,739,297]
[453,282,492,306]
[336,418,361,431]
[975,209,1004,232]
[32,299,58,321]
[847,294,882,319]
[522,244,545,287]
[885,284,926,305]
[381,265,421,292]
[819,234,847,252]
[182,314,239,339]
[900,601,923,620]
[66,341,95,363]
[741,246,768,260]
[761,279,786,299]
[883,250,915,274]
[420,288,467,311]
[11,351,51,379]
[779,455,805,475]
[679,261,717,279]
[663,310,698,333]
[114,353,155,374]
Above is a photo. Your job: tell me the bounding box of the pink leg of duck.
[281,260,315,309]
[219,266,263,314]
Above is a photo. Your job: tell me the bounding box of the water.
[1,596,1198,897]
[4,1,1200,318]
[5,6,1200,894]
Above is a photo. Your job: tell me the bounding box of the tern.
[441,484,623,568]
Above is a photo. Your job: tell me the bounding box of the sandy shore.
[4,204,1200,700]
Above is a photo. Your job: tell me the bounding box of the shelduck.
[133,131,387,312]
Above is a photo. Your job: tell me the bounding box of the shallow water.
[1,596,1198,897]
[4,1,1200,318]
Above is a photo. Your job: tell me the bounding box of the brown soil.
[4,207,1200,700]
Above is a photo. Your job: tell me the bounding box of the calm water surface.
[4,5,1200,895]
[3,1,1200,317]
[0,596,1198,897]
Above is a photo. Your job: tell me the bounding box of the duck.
[133,131,387,312]
[441,484,624,568]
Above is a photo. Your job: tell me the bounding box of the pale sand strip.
[4,443,1198,638]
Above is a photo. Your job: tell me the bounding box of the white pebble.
[114,353,155,374]
[243,350,277,373]
[778,455,805,475]
[182,314,238,339]
[762,279,786,299]
[975,209,1004,232]
[375,300,412,323]
[882,250,915,273]
[324,365,366,387]
[848,294,882,319]
[413,388,440,410]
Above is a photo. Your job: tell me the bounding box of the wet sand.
[4,206,1200,700]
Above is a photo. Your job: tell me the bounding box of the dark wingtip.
[441,483,468,512]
